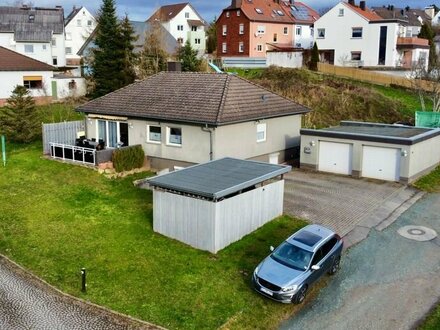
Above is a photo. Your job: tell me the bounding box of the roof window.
[277,10,284,16]
[255,8,263,14]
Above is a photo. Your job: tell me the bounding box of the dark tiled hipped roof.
[77,72,309,125]
[0,46,54,71]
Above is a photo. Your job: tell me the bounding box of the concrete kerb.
[0,254,165,330]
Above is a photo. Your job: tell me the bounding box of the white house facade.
[64,6,96,66]
[314,1,429,69]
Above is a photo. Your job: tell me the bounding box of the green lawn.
[413,166,440,192]
[0,143,309,329]
[420,303,440,330]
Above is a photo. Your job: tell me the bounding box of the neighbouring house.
[76,72,310,170]
[0,47,86,105]
[300,121,440,183]
[314,0,430,69]
[148,157,291,253]
[0,6,66,67]
[64,6,96,66]
[216,0,319,68]
[146,2,207,56]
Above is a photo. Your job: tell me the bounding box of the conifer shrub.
[112,145,145,172]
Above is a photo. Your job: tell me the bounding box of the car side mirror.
[270,246,275,252]
[311,265,320,271]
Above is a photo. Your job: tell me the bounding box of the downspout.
[201,124,215,161]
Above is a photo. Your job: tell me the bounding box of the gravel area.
[280,193,440,330]
[0,256,160,330]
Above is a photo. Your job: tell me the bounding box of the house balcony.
[396,37,429,49]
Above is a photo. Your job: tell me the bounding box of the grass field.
[0,143,311,329]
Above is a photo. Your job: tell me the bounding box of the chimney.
[348,0,355,6]
[231,0,242,9]
[425,6,435,19]
[360,1,366,11]
[167,61,182,72]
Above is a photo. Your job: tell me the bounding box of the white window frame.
[51,38,56,46]
[42,44,47,51]
[339,8,344,16]
[257,25,265,35]
[185,12,190,18]
[66,32,72,40]
[147,125,162,144]
[296,26,302,36]
[24,44,34,53]
[239,41,244,53]
[177,25,184,31]
[283,27,288,35]
[237,10,240,16]
[191,25,198,32]
[256,123,266,143]
[257,44,263,52]
[226,11,230,18]
[195,38,201,44]
[317,28,325,39]
[76,19,81,27]
[166,127,182,147]
[239,23,244,35]
[96,120,125,148]
[87,20,93,27]
[222,42,227,53]
[65,47,72,55]
[351,51,362,61]
[223,25,227,36]
[352,27,363,38]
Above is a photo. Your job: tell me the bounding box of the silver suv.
[252,224,343,304]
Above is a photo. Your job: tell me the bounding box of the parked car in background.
[252,224,343,304]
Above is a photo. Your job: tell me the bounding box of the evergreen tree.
[139,21,168,78]
[0,86,38,143]
[206,18,217,54]
[418,23,437,71]
[310,42,319,71]
[120,14,138,85]
[92,0,125,97]
[178,40,201,72]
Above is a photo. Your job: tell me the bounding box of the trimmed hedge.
[112,145,145,173]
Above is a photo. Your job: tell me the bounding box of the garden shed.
[148,157,291,253]
[300,121,440,183]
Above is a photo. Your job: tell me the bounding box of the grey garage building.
[147,157,291,253]
[300,121,440,183]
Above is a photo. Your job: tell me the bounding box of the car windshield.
[270,241,313,271]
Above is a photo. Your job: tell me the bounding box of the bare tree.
[409,60,440,112]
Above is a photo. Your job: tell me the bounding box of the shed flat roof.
[301,121,440,145]
[148,158,291,200]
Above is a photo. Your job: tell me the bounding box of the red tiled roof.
[344,2,383,21]
[228,0,319,24]
[147,3,188,22]
[0,46,54,71]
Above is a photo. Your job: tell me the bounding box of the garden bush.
[112,145,145,172]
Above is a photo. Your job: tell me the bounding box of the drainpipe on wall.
[201,124,214,161]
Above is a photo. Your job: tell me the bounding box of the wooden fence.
[317,63,434,92]
[42,120,85,154]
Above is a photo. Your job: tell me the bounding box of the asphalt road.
[280,193,440,330]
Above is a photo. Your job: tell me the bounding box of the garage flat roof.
[147,157,291,200]
[301,121,440,145]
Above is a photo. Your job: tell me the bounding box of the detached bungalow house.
[76,72,309,169]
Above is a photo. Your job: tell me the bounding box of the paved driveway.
[280,193,440,330]
[283,170,418,236]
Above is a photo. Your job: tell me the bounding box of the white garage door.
[318,141,353,175]
[362,146,400,181]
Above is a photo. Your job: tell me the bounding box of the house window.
[239,41,244,53]
[97,120,129,148]
[42,44,47,50]
[191,25,198,31]
[177,37,184,44]
[310,27,314,36]
[256,123,266,142]
[66,47,72,55]
[351,51,361,61]
[257,44,263,52]
[52,57,58,65]
[239,23,244,35]
[167,127,182,146]
[283,27,288,35]
[177,25,184,31]
[352,27,363,38]
[185,12,189,18]
[317,28,325,38]
[273,33,278,42]
[296,26,302,36]
[51,38,56,46]
[87,20,93,26]
[339,8,344,16]
[23,76,42,89]
[257,25,265,35]
[237,10,240,16]
[195,38,201,44]
[147,125,161,143]
[66,32,72,40]
[68,80,76,90]
[226,11,230,18]
[222,42,227,53]
[223,25,227,36]
[24,44,34,53]
[76,19,81,26]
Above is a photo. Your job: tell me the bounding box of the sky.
[0,0,437,22]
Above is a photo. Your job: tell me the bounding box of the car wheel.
[328,256,341,275]
[293,285,308,304]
